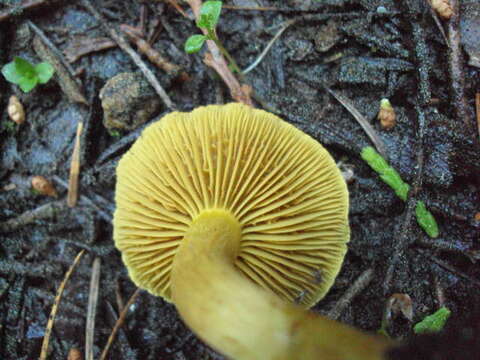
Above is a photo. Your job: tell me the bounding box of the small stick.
[475,93,480,138]
[81,0,175,110]
[28,21,77,79]
[121,24,189,80]
[418,249,480,287]
[164,0,189,18]
[447,0,474,131]
[0,0,47,22]
[325,87,388,159]
[115,278,125,312]
[99,288,141,360]
[53,176,112,222]
[187,0,253,106]
[39,250,85,360]
[425,0,450,47]
[85,257,101,360]
[326,268,374,320]
[242,20,294,74]
[68,122,83,207]
[0,200,65,232]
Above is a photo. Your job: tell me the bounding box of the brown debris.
[120,24,189,80]
[31,176,57,197]
[7,95,25,125]
[33,35,88,105]
[64,36,116,63]
[0,0,47,22]
[378,98,396,130]
[67,122,83,208]
[67,348,82,360]
[430,0,453,20]
[186,0,253,106]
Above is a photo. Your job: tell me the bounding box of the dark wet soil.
[0,1,479,359]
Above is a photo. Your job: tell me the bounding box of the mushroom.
[114,103,392,359]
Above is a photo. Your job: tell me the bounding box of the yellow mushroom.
[114,103,392,360]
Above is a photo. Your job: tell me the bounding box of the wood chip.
[67,122,83,207]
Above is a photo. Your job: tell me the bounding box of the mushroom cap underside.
[114,103,350,307]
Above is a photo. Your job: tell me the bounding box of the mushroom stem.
[171,210,392,360]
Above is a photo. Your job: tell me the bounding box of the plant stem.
[171,210,392,360]
[207,29,242,75]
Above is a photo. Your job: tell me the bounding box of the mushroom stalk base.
[171,209,392,360]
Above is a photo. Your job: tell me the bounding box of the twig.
[325,87,388,159]
[99,288,141,360]
[476,93,480,138]
[417,249,480,287]
[53,176,113,222]
[64,36,116,63]
[187,0,253,106]
[0,0,47,22]
[425,0,450,47]
[28,21,77,78]
[447,0,474,131]
[68,122,83,208]
[383,9,431,294]
[33,34,88,104]
[115,278,125,312]
[39,250,85,360]
[120,24,189,80]
[163,0,189,18]
[86,257,101,360]
[242,20,294,74]
[80,0,175,110]
[326,268,374,320]
[0,200,66,233]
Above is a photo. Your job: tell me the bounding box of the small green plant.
[1,57,54,92]
[109,129,122,138]
[360,146,439,238]
[184,1,241,73]
[414,307,451,334]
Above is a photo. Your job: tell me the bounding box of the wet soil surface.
[0,0,479,359]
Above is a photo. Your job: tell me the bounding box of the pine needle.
[39,249,85,360]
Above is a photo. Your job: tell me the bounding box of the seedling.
[1,57,54,92]
[184,1,241,73]
[361,146,439,238]
[414,307,451,334]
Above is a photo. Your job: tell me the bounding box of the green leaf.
[197,1,222,29]
[185,34,207,54]
[360,146,389,173]
[19,76,38,93]
[34,62,54,84]
[414,307,451,334]
[14,57,36,78]
[1,62,22,84]
[360,146,439,238]
[415,201,439,238]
